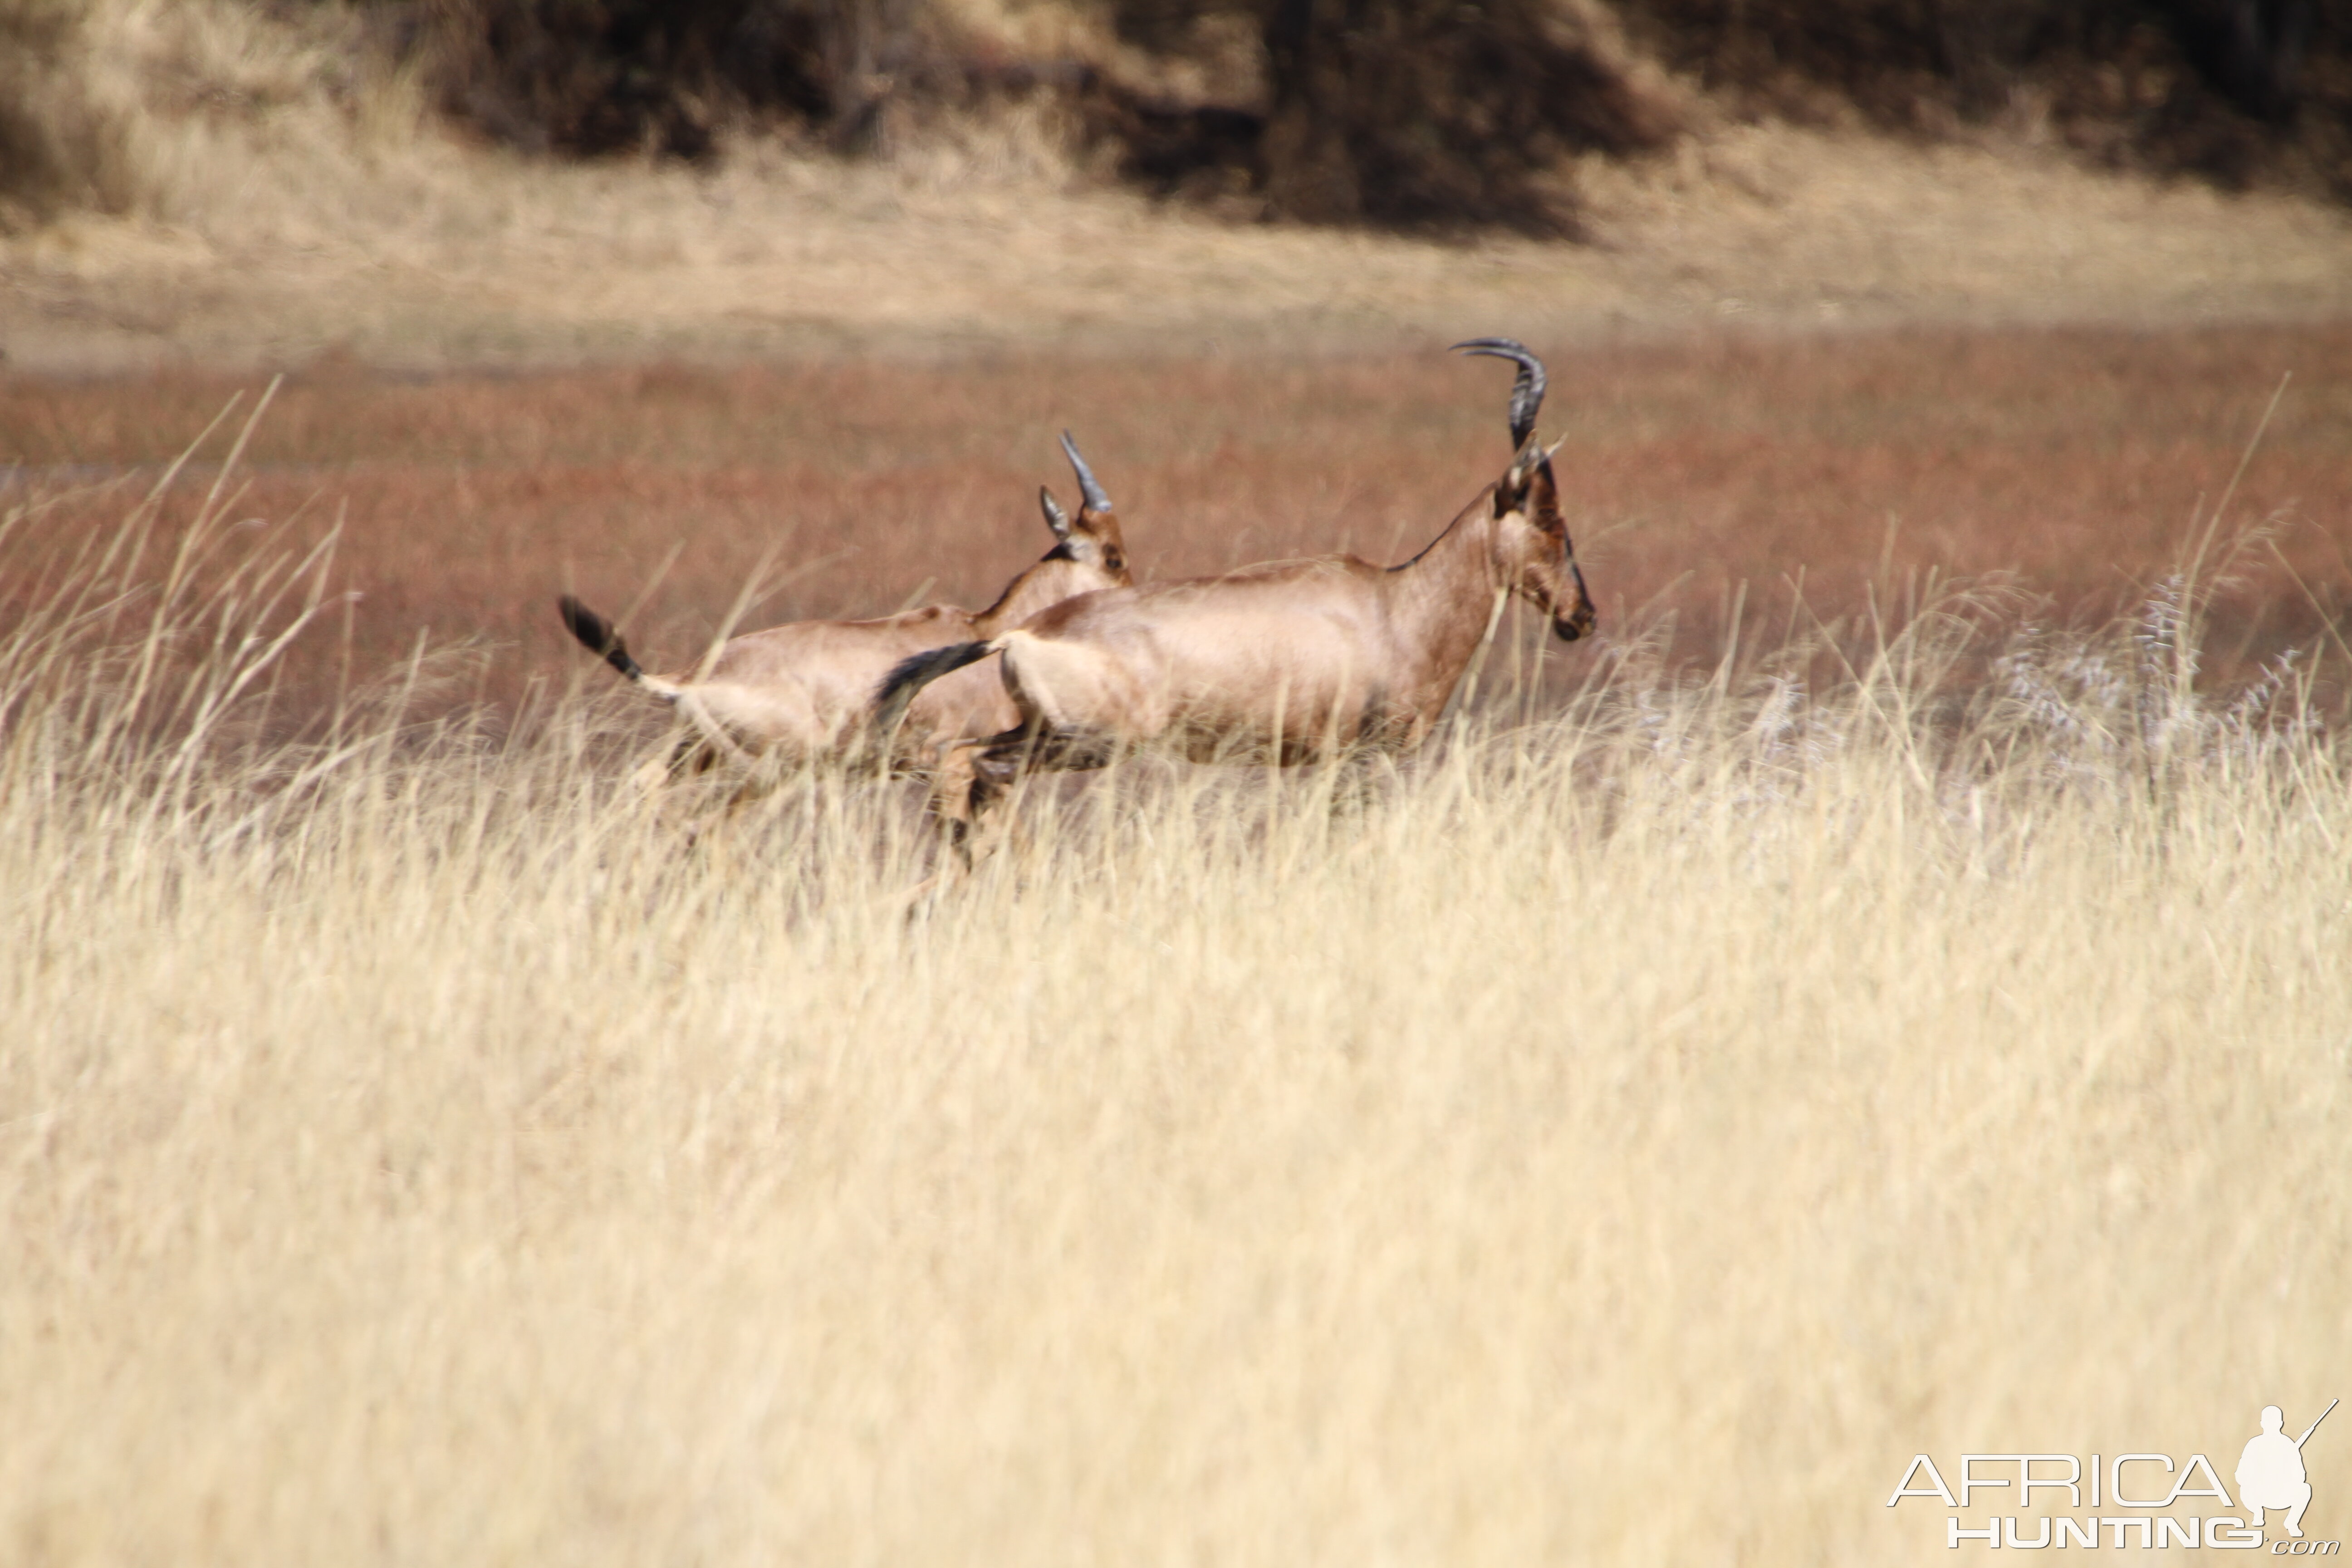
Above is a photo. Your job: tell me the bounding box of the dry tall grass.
[0,0,423,229]
[4,405,2349,1566]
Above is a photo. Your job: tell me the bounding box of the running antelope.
[559,432,1131,782]
[876,340,1594,851]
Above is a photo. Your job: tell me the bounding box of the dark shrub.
[415,0,929,157]
[1255,0,1676,231]
[1618,0,2349,198]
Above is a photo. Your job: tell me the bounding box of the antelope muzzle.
[1553,562,1597,642]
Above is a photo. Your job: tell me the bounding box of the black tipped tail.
[873,640,996,735]
[558,595,644,683]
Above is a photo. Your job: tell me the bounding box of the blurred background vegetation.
[3,0,2346,234]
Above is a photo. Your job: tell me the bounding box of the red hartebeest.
[875,340,1594,851]
[560,432,1131,784]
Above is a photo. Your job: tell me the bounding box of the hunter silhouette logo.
[2242,1401,2336,1540]
[1888,1397,2342,1551]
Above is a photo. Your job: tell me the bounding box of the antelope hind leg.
[923,743,987,873]
[959,725,1122,868]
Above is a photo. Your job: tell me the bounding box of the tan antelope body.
[877,341,1595,847]
[560,433,1130,779]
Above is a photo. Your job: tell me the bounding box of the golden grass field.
[4,326,2350,1564]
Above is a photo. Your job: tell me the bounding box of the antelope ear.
[1528,451,1565,530]
[1493,434,1544,515]
[1040,486,1072,542]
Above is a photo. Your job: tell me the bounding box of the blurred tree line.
[296,0,2352,226]
[1631,0,2340,186]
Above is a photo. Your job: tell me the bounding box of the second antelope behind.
[877,339,1596,857]
[559,432,1131,789]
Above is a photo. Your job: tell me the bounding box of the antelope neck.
[973,557,1087,638]
[1383,500,1508,697]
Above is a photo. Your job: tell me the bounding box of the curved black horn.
[1451,338,1547,451]
[1060,430,1113,514]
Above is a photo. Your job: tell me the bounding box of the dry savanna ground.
[9,125,2352,372]
[5,37,2352,377]
[5,319,2352,1568]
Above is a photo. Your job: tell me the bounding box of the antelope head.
[1490,440,1595,642]
[975,430,1133,637]
[1039,430,1130,585]
[1455,338,1596,643]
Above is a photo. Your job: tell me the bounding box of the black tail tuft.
[559,595,644,682]
[873,640,996,735]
